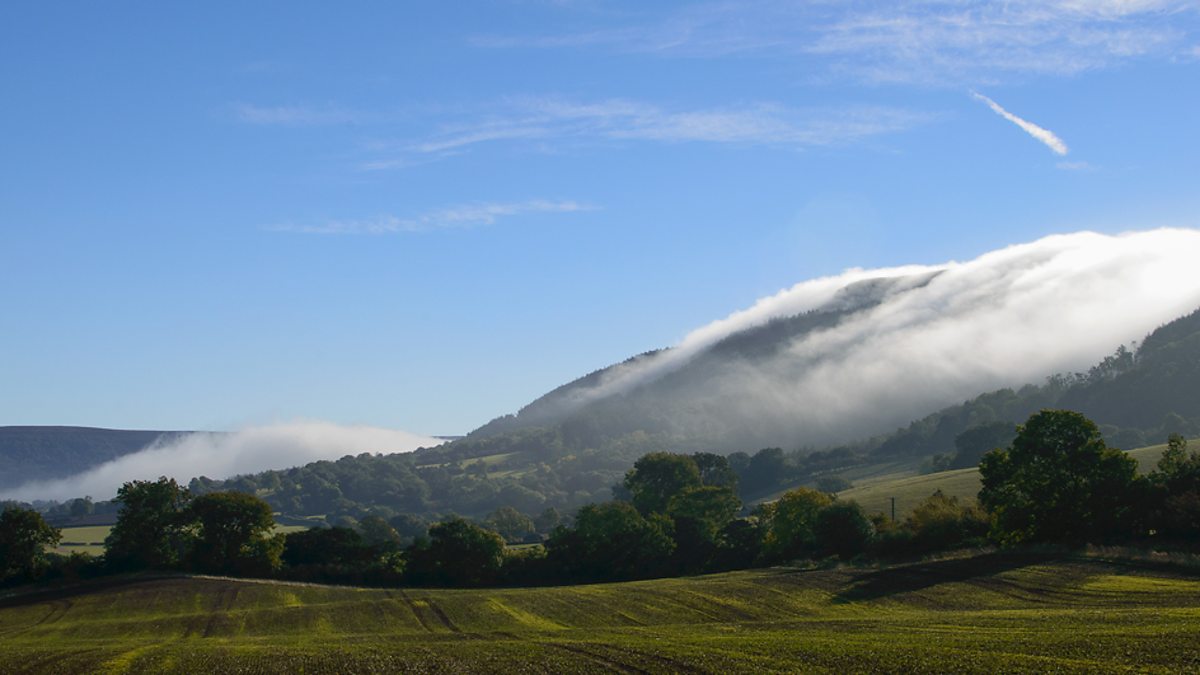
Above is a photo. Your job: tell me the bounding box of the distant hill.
[163,305,1200,527]
[0,427,186,491]
[470,273,937,451]
[841,307,1200,468]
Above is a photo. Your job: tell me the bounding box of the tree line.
[4,409,1199,589]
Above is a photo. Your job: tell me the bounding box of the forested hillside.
[12,307,1200,530]
[148,306,1200,528]
[0,427,184,490]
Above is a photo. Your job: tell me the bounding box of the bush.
[814,501,874,560]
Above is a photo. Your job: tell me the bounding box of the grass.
[2,552,1199,673]
[836,438,1190,520]
[49,523,311,557]
[51,526,111,557]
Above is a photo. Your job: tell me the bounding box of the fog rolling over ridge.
[2,422,443,502]
[498,229,1200,451]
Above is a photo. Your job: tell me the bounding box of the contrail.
[972,92,1069,156]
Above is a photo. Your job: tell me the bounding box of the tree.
[623,452,701,515]
[186,491,281,575]
[905,490,989,552]
[814,475,852,494]
[979,410,1141,545]
[358,515,402,551]
[484,506,535,543]
[105,477,192,570]
[667,486,741,543]
[545,501,674,582]
[760,487,832,561]
[405,517,506,586]
[0,507,60,581]
[666,485,742,571]
[1149,434,1200,539]
[814,501,874,560]
[533,507,563,534]
[951,422,1017,469]
[388,513,429,546]
[741,448,786,495]
[282,527,374,568]
[691,452,739,490]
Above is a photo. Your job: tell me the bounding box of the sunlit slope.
[838,440,1182,518]
[3,554,1200,673]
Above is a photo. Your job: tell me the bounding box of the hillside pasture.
[2,553,1199,673]
[836,439,1186,519]
[47,523,311,557]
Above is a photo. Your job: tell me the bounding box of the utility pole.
[890,497,896,522]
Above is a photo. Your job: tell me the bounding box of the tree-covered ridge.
[464,274,917,450]
[850,306,1200,468]
[147,305,1200,528]
[0,427,188,490]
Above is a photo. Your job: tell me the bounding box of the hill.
[2,552,1198,672]
[159,306,1200,526]
[833,439,1179,519]
[0,427,188,491]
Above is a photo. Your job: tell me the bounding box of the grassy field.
[50,523,311,557]
[836,439,1185,520]
[2,552,1199,673]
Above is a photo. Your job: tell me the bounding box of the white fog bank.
[3,421,443,502]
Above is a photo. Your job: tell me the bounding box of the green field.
[50,526,111,557]
[50,523,311,557]
[836,439,1182,519]
[2,553,1199,673]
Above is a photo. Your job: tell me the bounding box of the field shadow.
[0,574,182,611]
[832,551,1057,604]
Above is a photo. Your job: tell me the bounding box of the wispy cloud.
[232,103,363,126]
[477,1,1199,84]
[268,199,593,235]
[363,97,931,167]
[972,92,1069,156]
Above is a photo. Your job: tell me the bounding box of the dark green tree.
[814,501,874,560]
[905,490,989,552]
[405,517,506,586]
[979,410,1141,544]
[1149,434,1200,539]
[760,487,832,561]
[545,501,675,582]
[282,527,373,568]
[358,515,402,551]
[105,477,192,570]
[666,485,742,571]
[691,452,739,489]
[0,506,61,581]
[484,506,535,543]
[667,486,741,542]
[951,422,1017,469]
[185,491,281,575]
[623,452,701,515]
[741,448,786,495]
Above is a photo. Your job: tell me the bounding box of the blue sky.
[2,1,1199,434]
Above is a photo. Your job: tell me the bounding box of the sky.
[2,1,1199,436]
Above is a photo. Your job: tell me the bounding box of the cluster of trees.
[0,505,63,585]
[980,412,1200,546]
[7,409,1200,592]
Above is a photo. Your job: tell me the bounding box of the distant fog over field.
[2,422,443,502]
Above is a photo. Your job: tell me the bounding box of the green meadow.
[3,552,1199,673]
[49,523,310,557]
[836,440,1178,519]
